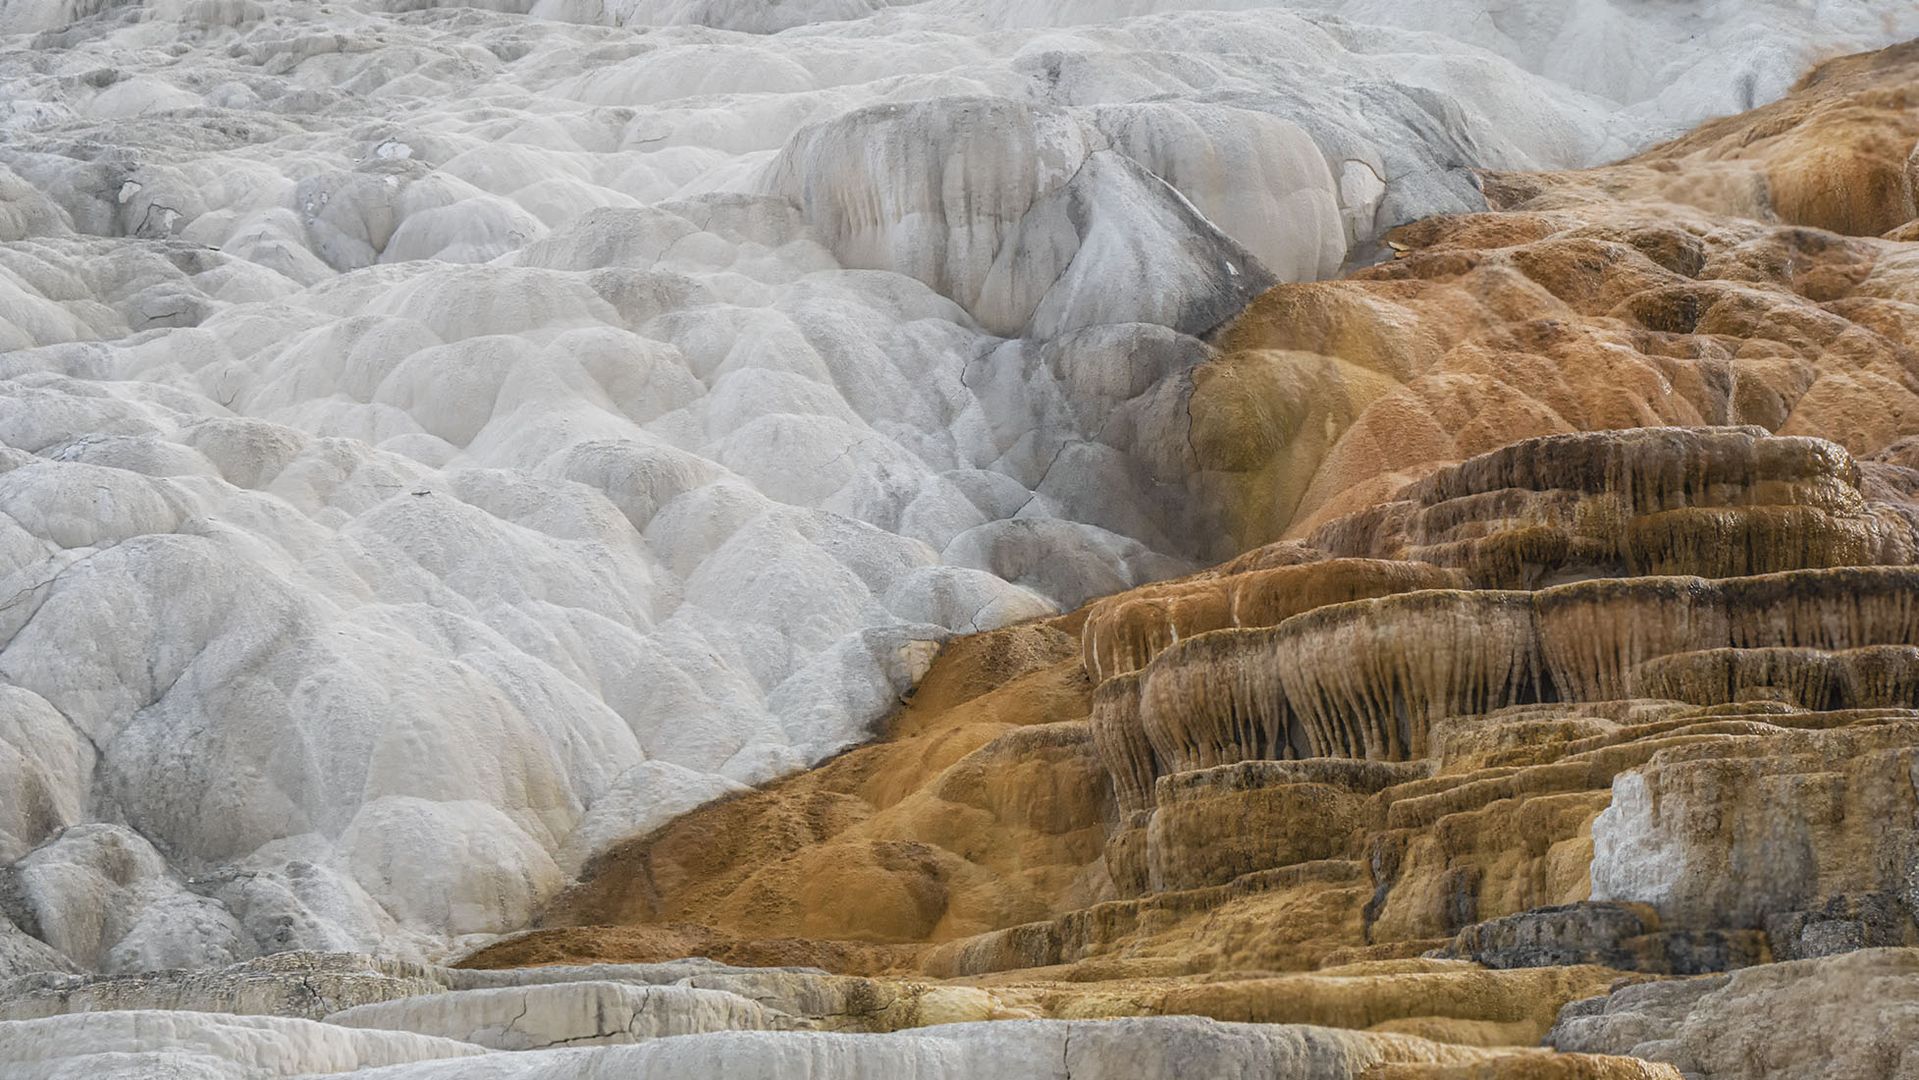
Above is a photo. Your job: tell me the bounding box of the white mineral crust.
[1,0,1913,968]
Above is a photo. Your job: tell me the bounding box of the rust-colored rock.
[460,43,1919,1080]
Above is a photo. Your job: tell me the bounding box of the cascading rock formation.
[7,1,1919,1078]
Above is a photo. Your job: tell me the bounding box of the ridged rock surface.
[10,4,1919,1080]
[6,0,1919,976]
[0,1007,1668,1080]
[447,38,1919,1080]
[1549,948,1919,1079]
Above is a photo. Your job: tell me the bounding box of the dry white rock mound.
[0,1009,1510,1080]
[1,0,1916,970]
[0,951,1514,1079]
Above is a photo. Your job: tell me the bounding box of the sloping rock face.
[441,40,1919,1080]
[0,1003,1672,1080]
[1549,948,1919,1080]
[5,0,1919,979]
[11,6,1919,1080]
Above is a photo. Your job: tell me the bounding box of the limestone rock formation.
[1549,948,1919,1079]
[432,36,1919,1080]
[8,1,1919,1078]
[0,1010,489,1078]
[0,1007,1671,1080]
[6,0,1919,975]
[0,951,447,1021]
[324,982,786,1050]
[0,949,1676,1077]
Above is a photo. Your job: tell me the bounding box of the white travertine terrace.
[2,0,1915,972]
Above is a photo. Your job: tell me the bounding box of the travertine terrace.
[7,2,1919,1078]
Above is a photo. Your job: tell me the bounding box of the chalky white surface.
[1,0,1914,968]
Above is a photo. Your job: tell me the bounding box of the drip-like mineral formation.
[11,3,1919,1079]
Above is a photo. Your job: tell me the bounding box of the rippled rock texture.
[15,0,1910,972]
[9,2,1919,1079]
[453,37,1919,1080]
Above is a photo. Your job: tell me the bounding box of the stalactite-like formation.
[1726,567,1919,649]
[1532,578,1731,702]
[1079,559,1460,682]
[441,47,1919,1079]
[1311,429,1917,588]
[1139,628,1300,772]
[1100,561,1919,793]
[1090,673,1159,815]
[1271,591,1544,761]
[1079,431,1919,916]
[1630,646,1919,708]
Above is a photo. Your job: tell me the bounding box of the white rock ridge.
[2,0,1917,968]
[0,953,1509,1078]
[0,1008,1495,1079]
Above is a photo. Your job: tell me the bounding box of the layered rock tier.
[449,40,1919,1080]
[11,5,1919,1080]
[463,425,1919,1075]
[18,0,1912,979]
